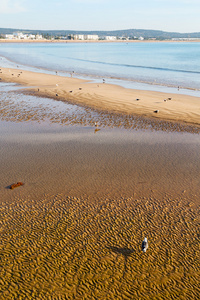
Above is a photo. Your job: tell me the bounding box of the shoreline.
[1,39,200,43]
[0,66,200,128]
[2,53,200,96]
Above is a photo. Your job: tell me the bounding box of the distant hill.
[0,28,200,39]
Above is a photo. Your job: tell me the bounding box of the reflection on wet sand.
[0,82,200,133]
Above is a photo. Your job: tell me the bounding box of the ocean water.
[0,42,200,95]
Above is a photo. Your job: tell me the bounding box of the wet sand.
[1,193,199,299]
[0,67,200,127]
[0,83,200,299]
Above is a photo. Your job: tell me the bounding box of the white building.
[27,34,36,39]
[4,32,43,40]
[13,32,27,39]
[105,36,117,41]
[5,34,14,39]
[84,35,99,40]
[74,34,85,40]
[36,34,43,40]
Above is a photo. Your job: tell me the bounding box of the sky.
[0,0,200,33]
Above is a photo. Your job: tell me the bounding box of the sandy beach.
[0,71,200,299]
[0,116,199,299]
[0,67,200,127]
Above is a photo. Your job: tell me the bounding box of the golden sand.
[1,192,199,299]
[0,67,200,127]
[0,75,200,299]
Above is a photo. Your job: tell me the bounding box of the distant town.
[1,32,200,42]
[1,27,200,41]
[1,32,146,41]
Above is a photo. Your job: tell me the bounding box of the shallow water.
[1,42,200,96]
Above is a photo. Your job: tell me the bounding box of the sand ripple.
[0,194,199,299]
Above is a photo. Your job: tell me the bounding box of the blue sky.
[0,0,200,33]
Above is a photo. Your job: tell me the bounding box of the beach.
[0,68,200,299]
[0,67,200,127]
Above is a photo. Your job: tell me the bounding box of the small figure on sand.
[142,237,148,253]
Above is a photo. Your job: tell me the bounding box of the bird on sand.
[142,237,148,253]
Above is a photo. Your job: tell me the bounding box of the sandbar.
[0,67,200,127]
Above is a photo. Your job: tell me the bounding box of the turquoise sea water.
[0,42,200,95]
